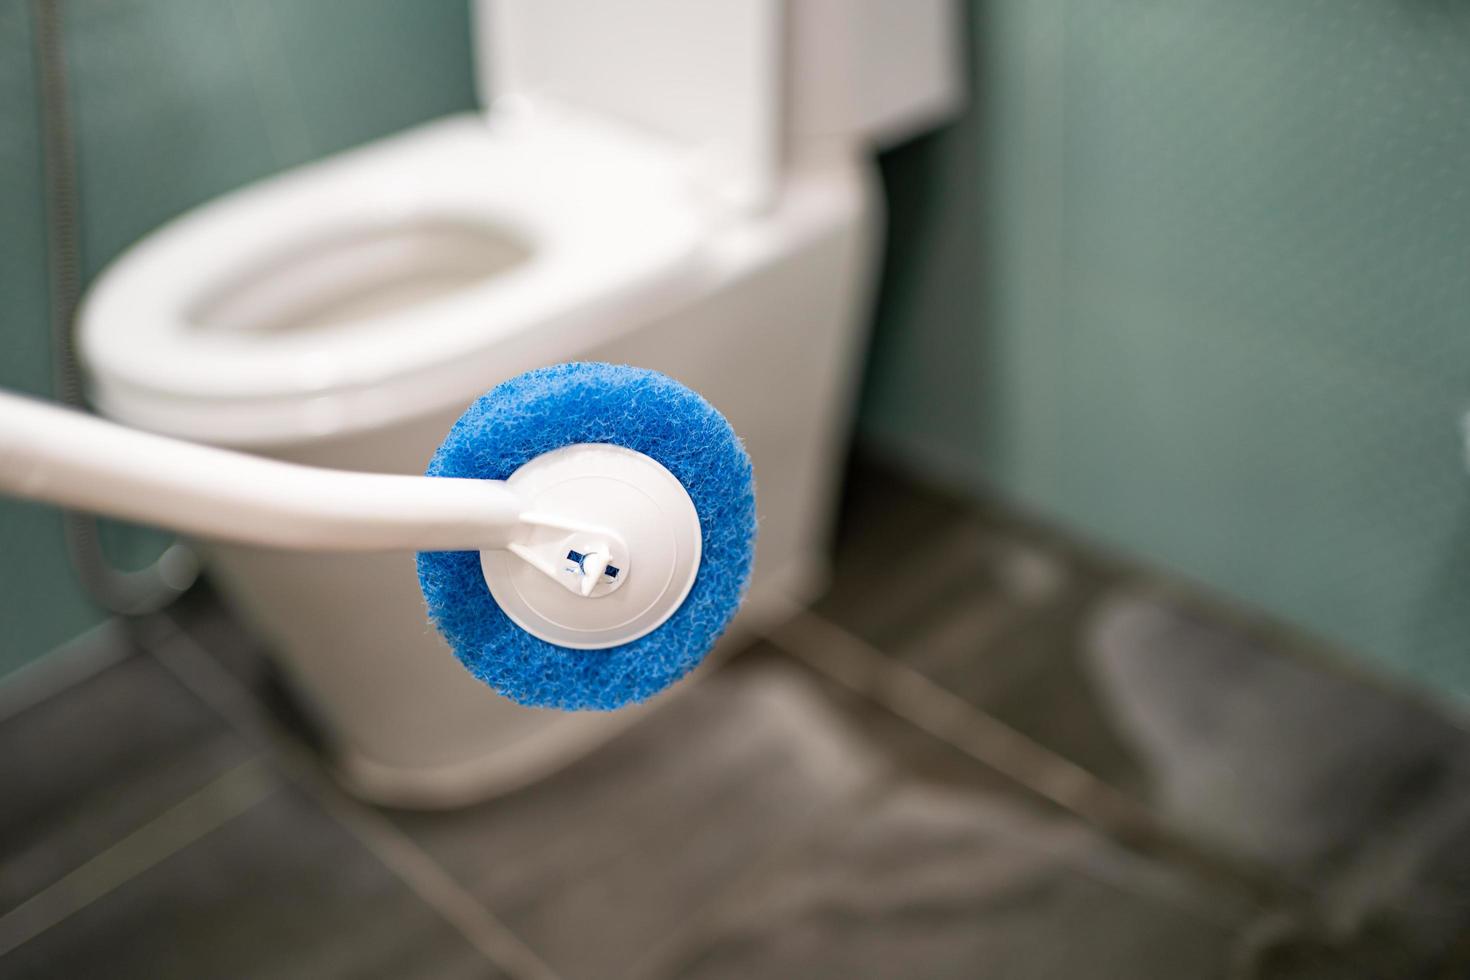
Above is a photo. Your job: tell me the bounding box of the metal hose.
[31,0,198,615]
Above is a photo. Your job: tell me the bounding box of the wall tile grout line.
[139,613,563,980]
[0,757,279,958]
[760,606,1306,916]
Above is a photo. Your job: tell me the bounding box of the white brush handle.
[0,390,525,552]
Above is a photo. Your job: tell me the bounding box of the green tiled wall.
[0,0,476,676]
[863,0,1470,697]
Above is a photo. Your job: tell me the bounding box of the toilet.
[78,0,963,807]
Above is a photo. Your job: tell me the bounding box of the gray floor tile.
[0,651,255,913]
[825,459,973,579]
[1234,775,1470,978]
[166,584,274,690]
[1086,594,1470,878]
[825,462,1470,872]
[13,456,1462,979]
[2,780,499,980]
[816,458,1470,974]
[818,486,1149,793]
[164,585,336,752]
[665,784,1248,980]
[967,585,1151,796]
[388,661,886,980]
[825,517,1058,647]
[1089,594,1470,976]
[736,644,1039,802]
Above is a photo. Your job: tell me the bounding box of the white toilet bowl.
[79,0,963,807]
[82,112,707,444]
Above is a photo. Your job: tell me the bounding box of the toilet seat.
[79,113,706,447]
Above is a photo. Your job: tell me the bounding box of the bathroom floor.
[4,456,1470,980]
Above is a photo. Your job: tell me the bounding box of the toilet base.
[308,555,826,809]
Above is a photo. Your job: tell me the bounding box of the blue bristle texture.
[416,362,756,711]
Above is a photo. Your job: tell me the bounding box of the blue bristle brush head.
[416,362,757,711]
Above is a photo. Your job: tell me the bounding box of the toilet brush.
[0,362,755,710]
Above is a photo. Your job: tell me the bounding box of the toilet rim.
[77,115,708,447]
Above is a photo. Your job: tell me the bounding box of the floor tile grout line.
[760,606,1306,914]
[764,607,1154,825]
[298,775,561,980]
[0,618,134,725]
[0,757,279,959]
[141,613,563,980]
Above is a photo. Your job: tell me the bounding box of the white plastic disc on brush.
[480,443,703,649]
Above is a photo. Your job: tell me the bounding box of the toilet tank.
[786,0,966,150]
[472,0,964,206]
